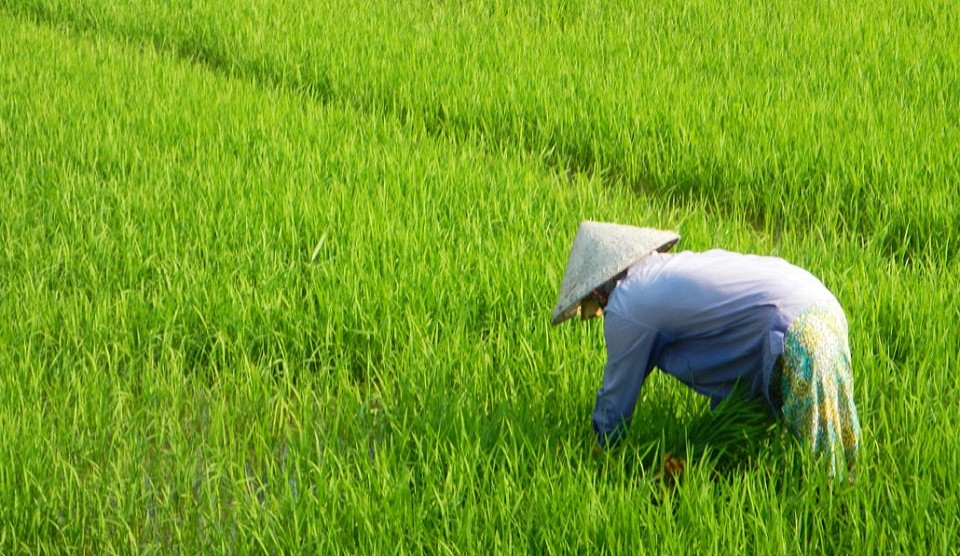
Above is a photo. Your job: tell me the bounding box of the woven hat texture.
[551,221,679,325]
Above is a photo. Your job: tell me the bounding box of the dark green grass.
[3,0,958,262]
[1,2,959,553]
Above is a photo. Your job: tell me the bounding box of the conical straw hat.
[551,221,679,325]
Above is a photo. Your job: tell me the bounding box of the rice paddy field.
[1,0,959,552]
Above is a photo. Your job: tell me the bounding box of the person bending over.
[551,221,861,477]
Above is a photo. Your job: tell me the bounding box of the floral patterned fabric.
[779,302,861,477]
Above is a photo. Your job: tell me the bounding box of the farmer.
[552,221,861,476]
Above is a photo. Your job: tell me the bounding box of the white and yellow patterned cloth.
[778,302,861,477]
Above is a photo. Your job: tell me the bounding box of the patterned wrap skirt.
[774,301,861,477]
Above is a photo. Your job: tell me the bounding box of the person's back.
[600,249,839,414]
[615,249,838,329]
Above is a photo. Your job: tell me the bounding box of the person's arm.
[592,311,658,449]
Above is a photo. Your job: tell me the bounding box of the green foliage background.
[1,1,958,552]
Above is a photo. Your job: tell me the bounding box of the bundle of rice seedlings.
[651,389,777,487]
[684,389,778,469]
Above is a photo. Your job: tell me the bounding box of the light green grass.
[1,1,958,553]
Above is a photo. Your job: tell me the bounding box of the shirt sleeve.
[592,311,658,447]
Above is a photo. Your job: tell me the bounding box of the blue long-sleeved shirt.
[592,249,840,446]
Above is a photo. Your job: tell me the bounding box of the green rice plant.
[684,388,779,467]
[3,0,957,262]
[1,1,959,553]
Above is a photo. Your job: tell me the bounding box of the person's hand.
[659,451,686,487]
